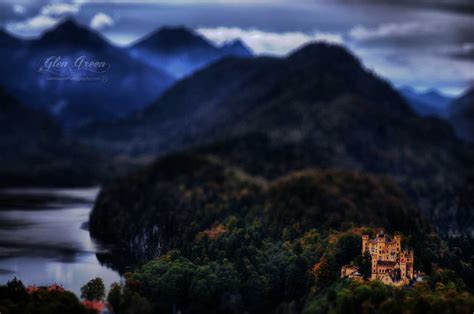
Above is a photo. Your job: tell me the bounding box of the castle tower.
[376,231,384,261]
[362,234,369,253]
[406,249,414,279]
[371,256,378,280]
[394,234,402,253]
[399,252,407,281]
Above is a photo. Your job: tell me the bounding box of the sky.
[1,0,473,95]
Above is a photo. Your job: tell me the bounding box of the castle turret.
[362,234,369,253]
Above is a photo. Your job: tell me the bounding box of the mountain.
[128,26,253,78]
[132,26,216,52]
[0,86,107,186]
[81,43,430,157]
[36,19,106,49]
[220,39,253,57]
[0,19,175,128]
[399,86,453,118]
[84,42,474,235]
[449,87,474,142]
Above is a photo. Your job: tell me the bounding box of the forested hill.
[86,43,474,234]
[90,152,427,257]
[88,42,474,313]
[90,151,474,313]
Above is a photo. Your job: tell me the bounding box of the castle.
[341,231,414,286]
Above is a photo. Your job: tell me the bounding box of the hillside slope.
[449,88,474,143]
[84,43,473,234]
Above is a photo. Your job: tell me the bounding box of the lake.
[0,188,121,295]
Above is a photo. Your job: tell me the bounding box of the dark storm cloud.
[334,0,474,15]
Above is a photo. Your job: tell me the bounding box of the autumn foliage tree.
[80,278,105,301]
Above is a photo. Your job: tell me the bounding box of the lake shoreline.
[0,187,120,296]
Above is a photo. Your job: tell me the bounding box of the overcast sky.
[1,0,473,95]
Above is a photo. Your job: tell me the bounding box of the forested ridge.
[86,43,474,313]
[89,152,474,313]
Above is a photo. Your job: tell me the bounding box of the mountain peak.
[461,86,474,98]
[288,42,361,67]
[220,39,253,57]
[55,18,81,30]
[38,18,106,47]
[133,26,215,52]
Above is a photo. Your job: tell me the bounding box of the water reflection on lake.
[0,188,121,295]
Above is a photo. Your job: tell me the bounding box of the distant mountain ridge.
[0,19,175,128]
[220,39,252,56]
[129,26,253,78]
[132,26,215,52]
[400,86,453,118]
[36,19,107,48]
[449,87,474,142]
[0,21,252,128]
[81,42,411,156]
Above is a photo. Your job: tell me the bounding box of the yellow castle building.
[341,231,414,286]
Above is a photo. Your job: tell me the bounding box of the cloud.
[349,22,435,41]
[6,1,81,37]
[12,4,26,15]
[198,27,343,55]
[73,0,282,3]
[41,3,80,17]
[6,15,59,36]
[90,13,115,30]
[354,47,474,93]
[446,42,474,60]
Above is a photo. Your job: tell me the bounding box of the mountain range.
[128,26,252,78]
[1,21,472,233]
[84,42,474,235]
[0,19,251,128]
[399,86,453,118]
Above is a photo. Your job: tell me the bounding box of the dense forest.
[88,152,474,313]
[83,43,474,313]
[0,278,90,314]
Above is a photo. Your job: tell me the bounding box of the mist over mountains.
[129,26,252,78]
[0,19,252,128]
[399,87,454,118]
